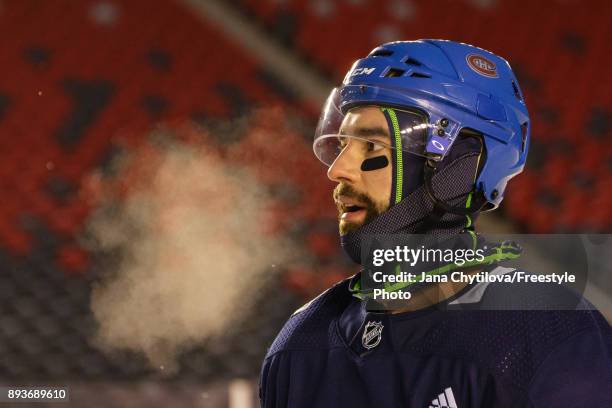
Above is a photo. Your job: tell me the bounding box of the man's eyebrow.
[339,126,390,138]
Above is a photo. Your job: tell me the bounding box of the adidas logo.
[427,387,458,408]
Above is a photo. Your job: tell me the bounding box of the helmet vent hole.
[512,80,522,101]
[370,49,394,57]
[404,57,423,66]
[520,122,528,152]
[385,68,405,78]
[410,72,431,78]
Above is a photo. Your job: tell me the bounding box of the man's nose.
[327,142,361,184]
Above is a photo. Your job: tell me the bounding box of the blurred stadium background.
[0,0,610,406]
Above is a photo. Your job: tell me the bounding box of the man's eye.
[367,141,384,152]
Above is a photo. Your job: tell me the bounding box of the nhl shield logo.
[362,321,384,350]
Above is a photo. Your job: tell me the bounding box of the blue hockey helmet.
[313,39,530,210]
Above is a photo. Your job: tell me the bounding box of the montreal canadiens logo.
[466,54,498,78]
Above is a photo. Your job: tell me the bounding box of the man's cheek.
[364,172,392,207]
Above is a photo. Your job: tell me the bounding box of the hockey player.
[260,40,612,407]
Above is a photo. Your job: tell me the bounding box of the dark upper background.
[0,0,609,406]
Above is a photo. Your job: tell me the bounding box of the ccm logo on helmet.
[350,67,376,76]
[466,54,498,78]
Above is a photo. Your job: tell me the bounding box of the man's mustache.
[333,184,377,214]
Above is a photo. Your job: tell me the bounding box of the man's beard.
[333,183,387,235]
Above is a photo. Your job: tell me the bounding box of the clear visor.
[314,134,395,167]
[313,85,463,166]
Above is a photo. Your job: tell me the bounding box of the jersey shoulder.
[430,267,611,392]
[266,276,355,357]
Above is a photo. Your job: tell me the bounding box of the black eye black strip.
[361,155,389,171]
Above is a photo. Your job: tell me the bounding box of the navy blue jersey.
[260,267,612,407]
